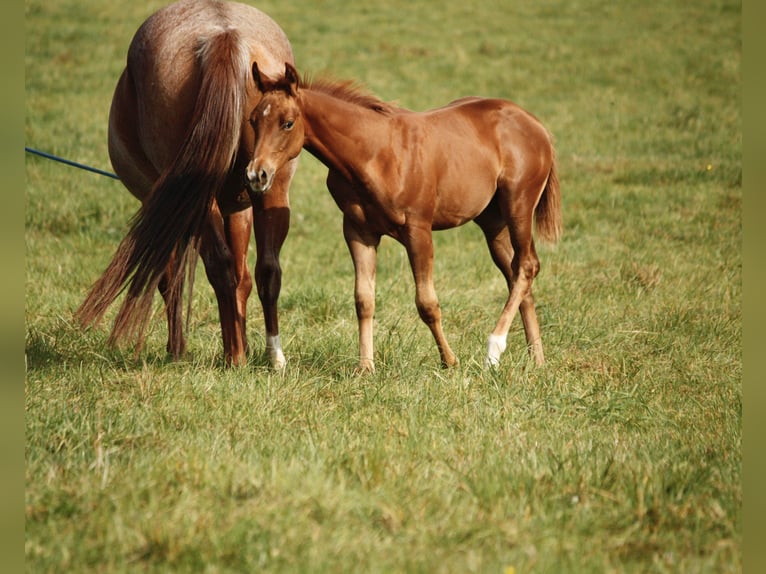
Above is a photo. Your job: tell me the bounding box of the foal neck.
[300,87,393,180]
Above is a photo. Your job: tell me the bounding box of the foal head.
[246,62,304,193]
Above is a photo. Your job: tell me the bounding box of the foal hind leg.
[225,207,254,356]
[403,226,458,368]
[476,206,544,367]
[520,293,544,365]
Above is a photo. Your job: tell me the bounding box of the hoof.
[485,334,507,368]
[354,360,375,375]
[269,349,287,370]
[441,356,459,369]
[266,335,286,370]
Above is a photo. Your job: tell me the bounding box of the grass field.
[25,0,741,571]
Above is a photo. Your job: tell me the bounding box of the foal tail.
[534,151,562,244]
[76,30,250,348]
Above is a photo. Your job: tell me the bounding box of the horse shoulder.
[326,169,406,233]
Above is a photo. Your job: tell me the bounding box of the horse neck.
[300,89,389,181]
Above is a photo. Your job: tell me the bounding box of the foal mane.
[300,74,397,115]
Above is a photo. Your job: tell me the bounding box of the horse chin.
[248,182,271,194]
[247,174,274,194]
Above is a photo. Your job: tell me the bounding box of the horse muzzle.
[246,162,275,193]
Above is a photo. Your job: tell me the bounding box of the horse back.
[411,98,555,228]
[443,97,555,179]
[109,0,293,190]
[82,0,296,345]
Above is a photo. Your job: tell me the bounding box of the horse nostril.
[246,164,272,191]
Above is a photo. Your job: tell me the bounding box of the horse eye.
[283,120,294,130]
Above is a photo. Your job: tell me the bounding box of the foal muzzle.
[246,163,275,193]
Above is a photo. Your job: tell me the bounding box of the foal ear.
[252,61,266,93]
[284,62,300,96]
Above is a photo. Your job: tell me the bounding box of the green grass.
[25,0,741,571]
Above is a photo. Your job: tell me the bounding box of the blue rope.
[25,147,120,180]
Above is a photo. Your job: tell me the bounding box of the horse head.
[247,62,304,193]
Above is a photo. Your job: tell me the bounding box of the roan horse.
[75,0,298,368]
[247,63,562,372]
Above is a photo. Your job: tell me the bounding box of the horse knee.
[204,249,237,293]
[255,257,281,302]
[355,296,375,320]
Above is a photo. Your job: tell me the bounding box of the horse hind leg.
[225,208,254,357]
[519,292,544,365]
[124,176,187,360]
[487,239,543,367]
[158,253,186,360]
[476,198,544,368]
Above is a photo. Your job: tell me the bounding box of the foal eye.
[282,120,295,130]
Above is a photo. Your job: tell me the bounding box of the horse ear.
[253,61,266,93]
[284,62,300,96]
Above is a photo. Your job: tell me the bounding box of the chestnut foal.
[248,63,561,372]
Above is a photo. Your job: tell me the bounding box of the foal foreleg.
[343,217,379,373]
[251,162,294,369]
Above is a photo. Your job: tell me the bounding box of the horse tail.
[534,147,562,244]
[75,29,250,349]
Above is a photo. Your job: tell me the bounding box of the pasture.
[25,0,741,571]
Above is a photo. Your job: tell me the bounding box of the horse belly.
[430,167,498,230]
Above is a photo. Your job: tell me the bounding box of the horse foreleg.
[343,216,380,373]
[251,161,294,369]
[200,200,247,366]
[403,227,458,368]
